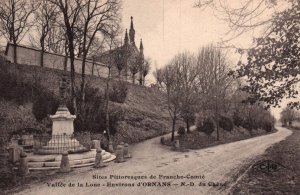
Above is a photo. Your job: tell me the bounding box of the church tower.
[139,39,144,59]
[124,29,129,46]
[129,16,135,44]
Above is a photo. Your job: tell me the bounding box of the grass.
[230,127,300,194]
[0,61,172,144]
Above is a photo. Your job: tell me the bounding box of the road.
[14,126,292,195]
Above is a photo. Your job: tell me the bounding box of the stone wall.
[5,43,109,78]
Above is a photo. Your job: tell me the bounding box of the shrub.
[233,112,243,127]
[262,121,273,132]
[109,82,128,103]
[197,117,215,137]
[219,115,234,132]
[74,85,124,135]
[32,93,59,121]
[177,126,185,136]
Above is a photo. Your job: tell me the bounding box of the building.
[95,16,145,85]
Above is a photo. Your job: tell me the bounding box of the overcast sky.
[121,0,230,68]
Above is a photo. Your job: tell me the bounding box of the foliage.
[280,106,299,126]
[197,117,215,137]
[177,126,186,136]
[233,112,243,127]
[109,81,128,103]
[235,1,300,108]
[74,85,124,134]
[32,93,59,121]
[219,115,234,132]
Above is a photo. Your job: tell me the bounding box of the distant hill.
[0,58,172,144]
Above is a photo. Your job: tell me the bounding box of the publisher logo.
[252,160,287,173]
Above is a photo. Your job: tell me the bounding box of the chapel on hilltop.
[95,16,145,84]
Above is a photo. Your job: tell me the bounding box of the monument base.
[35,135,88,155]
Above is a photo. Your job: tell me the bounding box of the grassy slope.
[0,62,171,143]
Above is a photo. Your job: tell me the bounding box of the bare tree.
[160,64,183,141]
[194,0,282,46]
[129,55,141,84]
[140,57,151,86]
[280,106,299,126]
[195,45,233,140]
[0,0,38,63]
[32,0,58,67]
[78,0,121,102]
[49,0,84,113]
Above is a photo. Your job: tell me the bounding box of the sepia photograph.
[0,0,299,194]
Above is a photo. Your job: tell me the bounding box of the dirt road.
[14,126,292,195]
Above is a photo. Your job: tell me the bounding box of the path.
[14,126,292,195]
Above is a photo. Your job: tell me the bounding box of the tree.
[280,106,298,126]
[78,0,121,102]
[49,0,84,113]
[160,64,183,141]
[194,0,281,46]
[174,52,199,133]
[33,0,58,67]
[195,0,300,108]
[129,55,141,84]
[235,1,300,108]
[153,63,163,86]
[0,0,38,63]
[140,57,151,86]
[114,46,126,80]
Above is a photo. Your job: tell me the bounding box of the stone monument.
[37,74,87,154]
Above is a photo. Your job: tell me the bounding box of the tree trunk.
[13,43,17,64]
[105,67,111,141]
[132,74,135,84]
[68,41,76,114]
[40,50,44,67]
[186,119,190,133]
[81,55,86,102]
[171,115,176,141]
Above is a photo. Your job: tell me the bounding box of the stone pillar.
[108,140,114,153]
[59,151,71,173]
[92,140,101,149]
[175,140,180,149]
[115,145,125,163]
[123,143,131,158]
[94,149,106,168]
[8,146,23,163]
[18,152,29,176]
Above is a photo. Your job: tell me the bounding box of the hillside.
[0,57,172,144]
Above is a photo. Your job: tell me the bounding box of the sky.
[121,0,229,69]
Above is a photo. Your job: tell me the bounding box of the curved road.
[14,126,292,195]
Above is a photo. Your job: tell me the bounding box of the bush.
[177,126,185,136]
[219,115,234,132]
[109,82,128,103]
[32,93,59,121]
[197,117,215,137]
[74,85,124,135]
[233,112,243,127]
[262,121,273,132]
